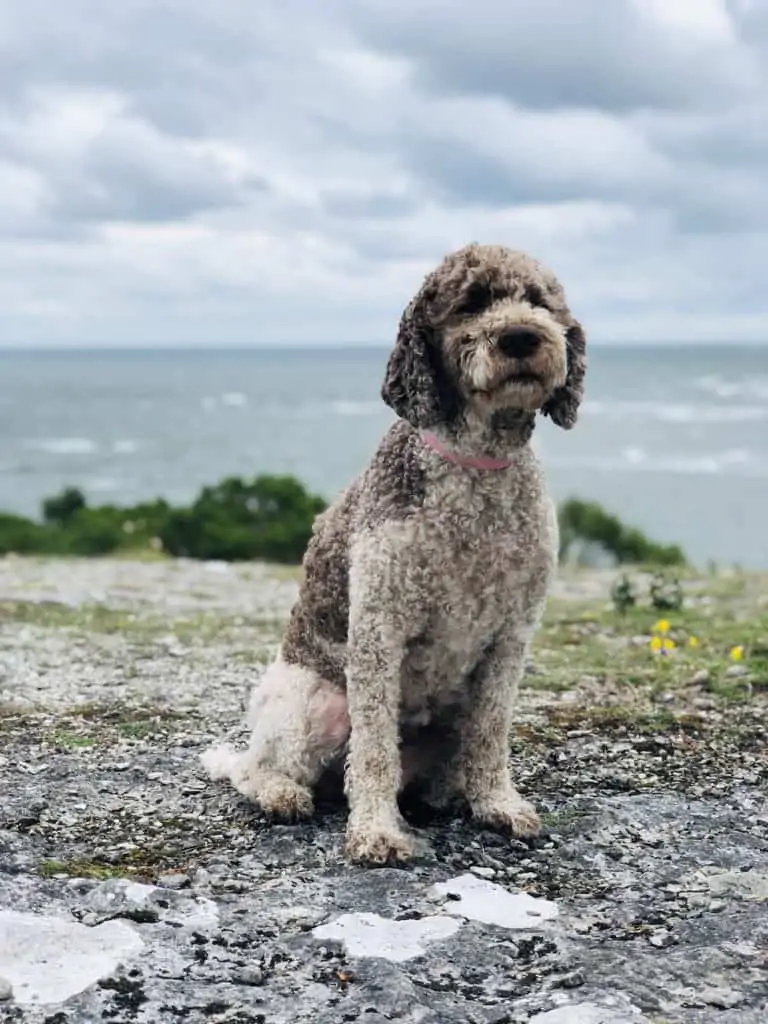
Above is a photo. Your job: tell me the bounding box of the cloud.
[0,0,766,346]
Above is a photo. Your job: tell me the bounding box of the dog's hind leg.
[201,657,349,821]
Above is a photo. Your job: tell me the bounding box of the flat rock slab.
[2,787,766,1024]
[1,558,767,1022]
[0,909,144,1006]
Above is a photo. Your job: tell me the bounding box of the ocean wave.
[112,439,140,454]
[693,374,768,402]
[583,400,768,424]
[546,447,767,478]
[23,438,98,455]
[201,392,248,411]
[221,392,247,407]
[328,401,383,417]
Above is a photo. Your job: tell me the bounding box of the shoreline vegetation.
[0,476,685,568]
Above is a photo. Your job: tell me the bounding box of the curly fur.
[202,242,587,864]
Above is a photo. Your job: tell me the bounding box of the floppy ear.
[542,319,587,430]
[381,293,461,429]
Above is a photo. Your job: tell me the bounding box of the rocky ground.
[0,555,766,1024]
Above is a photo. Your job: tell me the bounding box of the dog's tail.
[200,743,244,782]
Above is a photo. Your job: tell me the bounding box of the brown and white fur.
[202,243,587,865]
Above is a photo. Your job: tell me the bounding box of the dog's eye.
[455,282,492,317]
[524,284,547,308]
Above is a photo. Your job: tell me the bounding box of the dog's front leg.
[459,628,541,838]
[343,533,416,865]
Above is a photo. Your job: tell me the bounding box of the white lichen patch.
[432,873,559,928]
[530,1006,642,1023]
[0,909,144,1005]
[312,912,460,962]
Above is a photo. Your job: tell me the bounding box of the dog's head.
[381,243,586,432]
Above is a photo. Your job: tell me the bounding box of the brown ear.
[381,295,460,429]
[542,320,587,430]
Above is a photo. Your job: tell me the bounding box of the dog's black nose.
[498,327,541,359]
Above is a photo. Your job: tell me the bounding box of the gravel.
[0,556,766,1024]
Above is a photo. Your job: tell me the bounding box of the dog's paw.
[234,769,314,822]
[345,822,415,866]
[470,795,541,838]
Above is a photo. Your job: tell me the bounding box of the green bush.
[160,475,326,563]
[0,476,326,564]
[42,486,86,526]
[558,498,685,567]
[0,514,54,555]
[0,482,684,569]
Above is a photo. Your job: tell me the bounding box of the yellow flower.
[730,645,745,661]
[688,636,699,648]
[653,619,671,635]
[663,638,676,651]
[650,636,663,652]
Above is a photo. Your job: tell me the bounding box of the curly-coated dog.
[202,242,586,865]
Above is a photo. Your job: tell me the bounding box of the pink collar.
[421,431,512,470]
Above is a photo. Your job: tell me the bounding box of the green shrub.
[1,482,684,569]
[159,475,326,563]
[42,487,86,526]
[558,498,685,567]
[0,514,54,555]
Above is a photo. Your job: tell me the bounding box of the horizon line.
[1,338,767,353]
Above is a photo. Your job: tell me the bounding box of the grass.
[0,700,199,747]
[527,578,768,708]
[0,597,284,647]
[39,858,131,881]
[2,564,766,741]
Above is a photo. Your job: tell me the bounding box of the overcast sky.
[1,0,767,347]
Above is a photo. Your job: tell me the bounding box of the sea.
[1,345,767,569]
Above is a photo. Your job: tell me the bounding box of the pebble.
[158,873,191,890]
[0,976,13,1001]
[725,665,748,679]
[469,866,496,879]
[648,928,674,948]
[691,669,710,685]
[234,968,264,987]
[698,986,745,1009]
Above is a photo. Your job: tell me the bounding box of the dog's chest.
[399,467,551,712]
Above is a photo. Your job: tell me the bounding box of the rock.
[0,909,143,1005]
[530,1003,642,1023]
[312,912,461,962]
[432,873,559,928]
[158,872,190,890]
[2,558,768,1023]
[233,967,264,986]
[691,668,711,685]
[725,664,748,679]
[0,976,13,1001]
[469,865,496,879]
[697,986,745,1009]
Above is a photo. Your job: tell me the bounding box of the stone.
[0,909,143,1005]
[530,1005,642,1023]
[312,912,460,962]
[698,986,745,1009]
[0,976,13,1001]
[432,873,559,929]
[234,967,264,986]
[157,872,190,890]
[725,664,748,678]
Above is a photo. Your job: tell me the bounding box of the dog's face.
[441,262,568,417]
[382,243,586,432]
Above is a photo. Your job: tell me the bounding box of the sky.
[1,0,767,348]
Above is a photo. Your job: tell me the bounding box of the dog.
[202,242,586,865]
